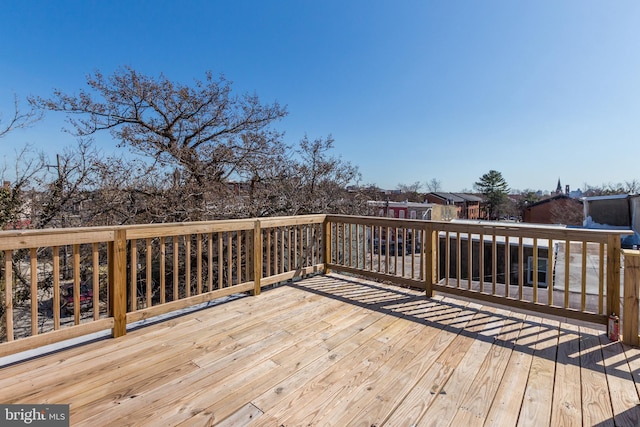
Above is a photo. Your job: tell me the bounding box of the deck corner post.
[622,249,640,346]
[253,219,262,296]
[109,229,127,338]
[424,223,435,297]
[606,235,622,321]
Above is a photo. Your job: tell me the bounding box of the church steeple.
[556,178,562,194]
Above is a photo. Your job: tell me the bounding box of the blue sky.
[1,1,639,193]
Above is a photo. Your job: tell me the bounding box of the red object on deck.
[608,313,620,341]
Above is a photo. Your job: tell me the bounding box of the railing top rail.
[259,214,326,228]
[325,215,427,228]
[0,228,116,251]
[124,218,257,239]
[325,214,634,243]
[0,214,633,251]
[0,215,329,249]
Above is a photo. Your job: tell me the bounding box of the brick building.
[522,194,583,225]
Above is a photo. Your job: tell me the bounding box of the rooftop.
[2,274,639,426]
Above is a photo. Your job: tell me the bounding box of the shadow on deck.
[1,273,639,426]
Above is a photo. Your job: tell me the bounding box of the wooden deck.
[1,274,639,426]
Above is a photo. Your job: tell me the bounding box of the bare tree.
[244,136,362,216]
[28,139,99,229]
[0,97,44,229]
[550,199,584,226]
[31,67,288,194]
[425,178,442,192]
[396,181,423,202]
[27,69,370,223]
[0,147,46,229]
[625,179,640,194]
[0,94,42,140]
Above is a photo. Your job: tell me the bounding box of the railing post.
[108,229,127,338]
[623,249,640,346]
[253,220,262,296]
[606,235,622,320]
[323,218,331,274]
[424,223,435,297]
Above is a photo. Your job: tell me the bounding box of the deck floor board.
[1,273,639,426]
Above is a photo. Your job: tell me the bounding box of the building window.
[527,256,548,286]
[399,210,405,219]
[388,209,395,218]
[410,210,416,219]
[378,209,384,217]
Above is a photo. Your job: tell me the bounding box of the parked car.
[61,282,93,314]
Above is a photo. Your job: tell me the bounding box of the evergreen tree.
[474,170,509,220]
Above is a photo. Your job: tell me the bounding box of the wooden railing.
[324,215,636,340]
[1,214,638,357]
[0,216,324,357]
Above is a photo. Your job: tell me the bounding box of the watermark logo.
[1,405,69,426]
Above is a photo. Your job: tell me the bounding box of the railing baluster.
[4,249,14,341]
[480,232,485,291]
[505,236,510,298]
[218,232,223,289]
[456,231,461,288]
[533,238,538,303]
[445,231,450,286]
[599,242,605,314]
[94,242,101,319]
[173,236,179,300]
[207,233,213,292]
[197,234,202,296]
[274,229,280,275]
[130,239,137,312]
[376,225,381,273]
[53,246,60,330]
[30,248,38,336]
[253,220,262,295]
[402,226,407,277]
[266,228,272,278]
[73,244,80,325]
[145,238,152,308]
[518,237,523,300]
[411,227,417,280]
[227,232,233,287]
[236,231,242,283]
[185,235,191,298]
[581,241,587,311]
[492,234,497,295]
[160,237,166,304]
[468,232,472,291]
[564,240,570,308]
[547,238,553,306]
